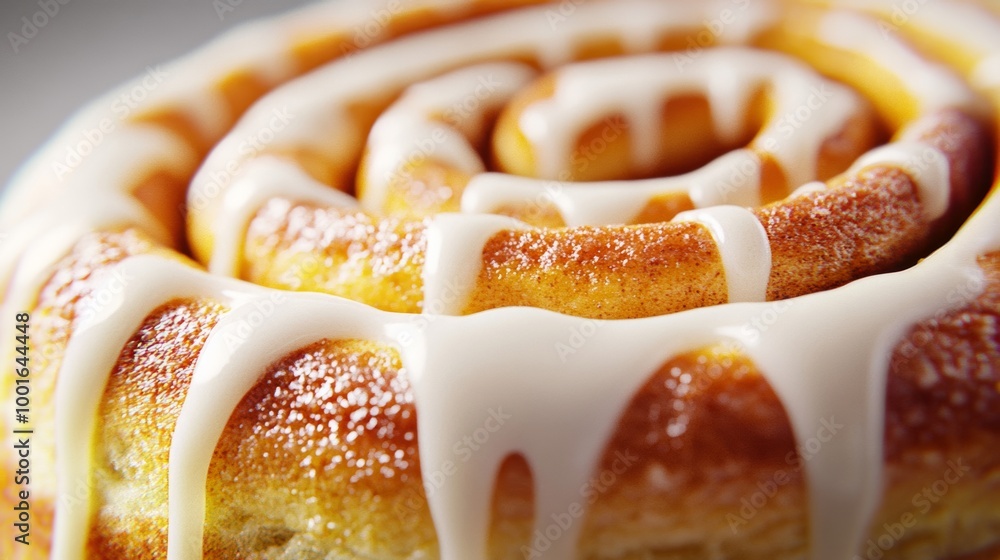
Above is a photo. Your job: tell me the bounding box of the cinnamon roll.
[1,0,999,559]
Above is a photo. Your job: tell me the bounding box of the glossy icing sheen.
[518,49,857,182]
[360,62,540,213]
[0,1,995,560]
[463,47,858,225]
[672,206,772,303]
[190,0,782,275]
[52,191,999,560]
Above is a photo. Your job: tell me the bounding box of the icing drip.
[818,10,981,115]
[360,62,539,212]
[1,2,994,560]
[518,48,861,186]
[168,293,392,560]
[51,189,998,559]
[460,149,761,226]
[735,255,987,560]
[189,0,780,247]
[0,194,169,295]
[1,126,195,230]
[838,0,1000,91]
[422,213,527,315]
[672,205,772,303]
[403,309,716,560]
[416,182,1000,560]
[460,47,872,227]
[50,256,267,560]
[0,196,173,414]
[848,141,951,222]
[684,149,762,208]
[366,122,484,205]
[207,156,360,276]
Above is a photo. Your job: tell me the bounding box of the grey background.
[0,0,314,191]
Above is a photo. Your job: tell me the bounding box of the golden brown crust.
[4,1,1000,558]
[205,340,431,559]
[88,300,226,558]
[12,243,1000,558]
[467,222,727,319]
[243,199,429,314]
[579,348,808,558]
[885,251,1000,460]
[762,109,989,301]
[907,110,995,242]
[758,166,926,300]
[244,107,989,321]
[0,229,172,560]
[857,252,1000,560]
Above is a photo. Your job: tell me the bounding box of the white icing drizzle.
[0,110,181,228]
[462,172,673,226]
[207,156,360,277]
[414,180,1000,560]
[0,197,170,355]
[187,0,780,257]
[673,206,772,303]
[0,193,170,294]
[0,196,173,432]
[461,48,861,226]
[402,308,715,560]
[50,256,267,560]
[754,67,862,190]
[49,196,999,560]
[848,141,951,222]
[738,257,986,560]
[911,1,1000,66]
[464,40,875,225]
[0,0,371,226]
[360,62,538,213]
[422,213,527,315]
[0,125,196,231]
[0,2,996,560]
[839,0,1000,91]
[517,48,860,186]
[818,10,981,115]
[65,125,197,191]
[683,149,763,209]
[789,180,827,199]
[168,293,392,560]
[461,145,764,226]
[0,200,173,560]
[364,121,484,209]
[140,14,303,138]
